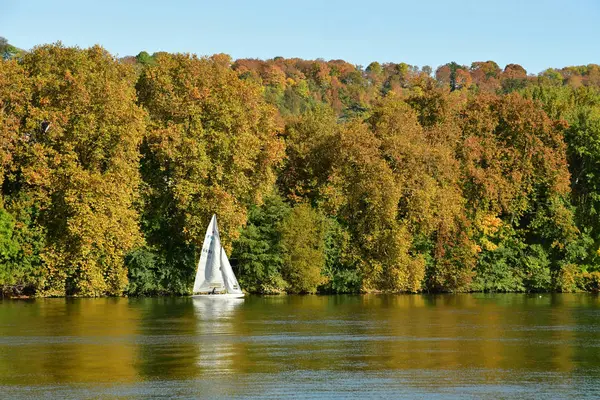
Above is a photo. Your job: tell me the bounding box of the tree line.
[1,41,600,296]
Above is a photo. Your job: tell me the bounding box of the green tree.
[0,37,20,60]
[320,217,361,293]
[135,51,155,66]
[0,206,21,293]
[232,193,290,293]
[279,203,327,293]
[435,62,469,91]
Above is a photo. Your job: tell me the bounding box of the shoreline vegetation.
[2,38,600,298]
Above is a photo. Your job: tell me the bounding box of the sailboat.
[192,215,245,298]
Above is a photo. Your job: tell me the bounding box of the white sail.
[193,215,224,293]
[192,215,213,293]
[220,249,243,294]
[192,214,244,297]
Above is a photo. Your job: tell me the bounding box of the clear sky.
[2,0,598,73]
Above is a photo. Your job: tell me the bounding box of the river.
[1,294,599,398]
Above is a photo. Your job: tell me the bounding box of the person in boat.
[211,287,217,294]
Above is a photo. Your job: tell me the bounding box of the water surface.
[1,294,600,398]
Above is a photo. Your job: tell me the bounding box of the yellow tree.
[0,59,29,185]
[279,203,328,293]
[370,95,474,292]
[137,53,285,249]
[278,105,338,203]
[4,44,146,296]
[323,120,424,292]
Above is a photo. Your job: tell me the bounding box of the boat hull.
[192,293,245,299]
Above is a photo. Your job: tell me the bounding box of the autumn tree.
[469,61,501,92]
[501,63,529,92]
[136,53,285,292]
[0,58,28,186]
[436,62,469,91]
[4,45,600,296]
[370,95,473,292]
[1,44,146,296]
[460,92,577,290]
[320,119,425,292]
[278,105,338,204]
[0,55,45,295]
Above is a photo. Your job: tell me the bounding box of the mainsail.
[192,215,243,296]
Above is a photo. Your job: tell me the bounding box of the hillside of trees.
[2,39,600,296]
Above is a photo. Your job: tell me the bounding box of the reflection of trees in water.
[135,297,200,380]
[39,300,83,383]
[260,294,579,378]
[572,295,600,370]
[371,294,578,377]
[60,298,139,383]
[193,297,244,373]
[133,297,248,382]
[1,294,595,392]
[0,298,140,385]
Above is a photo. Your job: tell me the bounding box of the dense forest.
[1,38,600,296]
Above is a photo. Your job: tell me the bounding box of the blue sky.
[2,0,598,73]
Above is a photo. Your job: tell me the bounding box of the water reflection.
[192,297,244,373]
[0,298,140,385]
[1,294,600,399]
[134,297,198,380]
